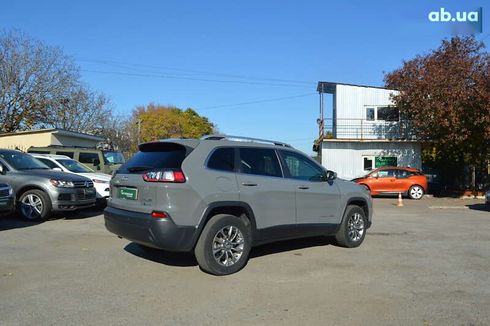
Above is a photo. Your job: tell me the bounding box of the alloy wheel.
[347,212,365,242]
[20,194,43,220]
[212,226,245,267]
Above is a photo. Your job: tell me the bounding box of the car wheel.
[195,214,252,275]
[334,205,367,248]
[18,189,52,221]
[408,185,424,200]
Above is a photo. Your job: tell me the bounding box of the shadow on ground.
[466,204,490,212]
[0,207,104,231]
[0,213,43,231]
[124,236,334,268]
[61,208,104,220]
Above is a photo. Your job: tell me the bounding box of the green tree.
[131,104,215,152]
[384,36,490,190]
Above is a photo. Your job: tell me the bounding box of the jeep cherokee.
[104,135,372,275]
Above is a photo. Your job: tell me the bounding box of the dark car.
[0,149,96,220]
[0,183,15,214]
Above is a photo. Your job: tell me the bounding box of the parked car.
[486,189,490,206]
[104,135,373,275]
[0,149,96,220]
[352,166,428,199]
[27,145,125,174]
[32,154,111,207]
[0,183,15,214]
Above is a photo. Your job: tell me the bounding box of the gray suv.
[0,150,96,220]
[104,135,372,275]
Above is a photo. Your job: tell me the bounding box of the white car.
[32,154,111,205]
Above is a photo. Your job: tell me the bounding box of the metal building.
[316,81,421,180]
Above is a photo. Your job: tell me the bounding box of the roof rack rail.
[201,135,292,148]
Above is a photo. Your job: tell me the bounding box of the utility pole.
[318,84,324,139]
[137,119,141,145]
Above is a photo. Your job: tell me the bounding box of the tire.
[195,214,252,275]
[18,189,52,221]
[95,198,108,209]
[408,185,424,200]
[335,205,367,248]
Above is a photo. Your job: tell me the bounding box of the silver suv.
[0,150,96,220]
[104,135,373,275]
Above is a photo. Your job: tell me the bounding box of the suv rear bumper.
[104,206,197,252]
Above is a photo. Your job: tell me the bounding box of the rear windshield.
[118,142,187,174]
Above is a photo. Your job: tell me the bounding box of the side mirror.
[0,164,5,175]
[325,170,337,181]
[53,167,63,172]
[92,158,101,166]
[371,173,379,179]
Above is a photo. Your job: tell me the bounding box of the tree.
[131,104,215,152]
[384,36,490,190]
[97,114,135,154]
[44,85,111,134]
[0,30,111,133]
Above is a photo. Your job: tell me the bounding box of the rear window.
[239,147,282,178]
[119,142,188,174]
[207,148,235,172]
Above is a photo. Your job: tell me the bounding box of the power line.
[198,93,317,110]
[81,69,313,88]
[78,58,315,86]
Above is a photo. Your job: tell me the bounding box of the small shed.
[0,129,104,152]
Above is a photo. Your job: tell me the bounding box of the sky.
[1,0,489,154]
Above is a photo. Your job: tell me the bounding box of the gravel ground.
[0,197,489,326]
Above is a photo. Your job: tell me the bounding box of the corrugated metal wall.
[320,141,422,180]
[334,84,399,139]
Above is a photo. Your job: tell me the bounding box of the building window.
[363,157,374,170]
[377,107,399,121]
[366,108,375,121]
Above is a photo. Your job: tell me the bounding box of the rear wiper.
[127,166,152,172]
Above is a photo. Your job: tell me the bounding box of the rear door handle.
[298,186,310,190]
[241,182,258,187]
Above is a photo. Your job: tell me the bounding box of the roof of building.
[317,81,396,93]
[321,138,419,143]
[0,128,103,141]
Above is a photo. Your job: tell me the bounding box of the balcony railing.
[323,118,416,140]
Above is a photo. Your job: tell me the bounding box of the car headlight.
[50,179,75,188]
[92,179,109,184]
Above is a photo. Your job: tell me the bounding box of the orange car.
[353,167,428,199]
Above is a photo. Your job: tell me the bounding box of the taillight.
[142,170,186,183]
[151,211,168,219]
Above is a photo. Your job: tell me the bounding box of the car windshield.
[56,159,94,173]
[103,151,125,164]
[0,152,50,170]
